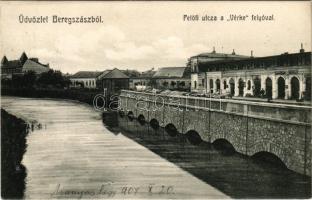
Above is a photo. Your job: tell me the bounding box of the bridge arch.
[212,138,236,155]
[248,141,290,170]
[150,118,160,130]
[127,111,134,121]
[252,151,287,169]
[185,130,203,145]
[165,123,178,137]
[137,114,146,125]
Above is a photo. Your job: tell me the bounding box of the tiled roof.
[153,67,190,78]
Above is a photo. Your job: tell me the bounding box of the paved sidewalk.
[232,96,311,106]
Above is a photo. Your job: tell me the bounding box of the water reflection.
[103,111,311,199]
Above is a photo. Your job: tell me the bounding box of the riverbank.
[1,87,101,105]
[1,109,29,198]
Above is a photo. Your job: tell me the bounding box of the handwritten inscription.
[51,183,174,199]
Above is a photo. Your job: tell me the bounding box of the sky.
[0,1,311,74]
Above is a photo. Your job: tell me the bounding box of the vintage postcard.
[0,1,311,199]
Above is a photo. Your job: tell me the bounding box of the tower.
[19,52,28,65]
[1,56,8,66]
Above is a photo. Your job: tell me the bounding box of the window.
[209,79,213,89]
[216,79,220,91]
[247,80,251,90]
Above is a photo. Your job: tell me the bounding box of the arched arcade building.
[190,48,311,100]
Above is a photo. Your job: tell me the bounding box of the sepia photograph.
[0,1,311,199]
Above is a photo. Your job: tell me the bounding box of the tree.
[11,71,36,88]
[23,71,37,88]
[37,70,71,88]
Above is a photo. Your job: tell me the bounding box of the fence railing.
[120,90,312,125]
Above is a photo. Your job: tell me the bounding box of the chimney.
[300,43,305,53]
[251,50,254,58]
[212,46,216,54]
[232,49,236,55]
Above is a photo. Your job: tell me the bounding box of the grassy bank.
[1,87,102,105]
[1,109,29,198]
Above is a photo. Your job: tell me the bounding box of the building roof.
[193,52,249,59]
[1,60,23,68]
[1,52,49,71]
[71,68,129,79]
[153,67,190,78]
[71,71,103,79]
[22,59,50,73]
[197,51,311,72]
[99,68,129,79]
[140,69,156,78]
[1,56,8,65]
[20,52,28,65]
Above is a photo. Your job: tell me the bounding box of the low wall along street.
[118,90,311,176]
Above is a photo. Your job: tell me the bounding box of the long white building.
[190,47,311,100]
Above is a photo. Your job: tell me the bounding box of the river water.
[1,96,311,199]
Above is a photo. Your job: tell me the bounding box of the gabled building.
[188,48,249,93]
[70,68,129,93]
[1,52,50,79]
[152,67,191,91]
[98,68,129,94]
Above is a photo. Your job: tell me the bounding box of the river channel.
[1,96,310,199]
